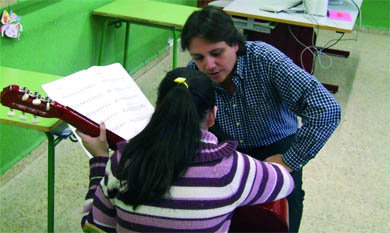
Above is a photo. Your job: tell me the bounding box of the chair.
[229,198,289,232]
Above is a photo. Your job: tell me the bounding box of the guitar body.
[1,85,289,232]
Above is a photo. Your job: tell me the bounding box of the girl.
[78,67,294,232]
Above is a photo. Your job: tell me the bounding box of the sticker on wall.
[0,10,23,39]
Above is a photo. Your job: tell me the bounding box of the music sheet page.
[42,63,154,141]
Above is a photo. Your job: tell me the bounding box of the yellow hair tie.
[174,77,189,88]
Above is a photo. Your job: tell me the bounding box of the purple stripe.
[90,166,106,178]
[240,158,260,206]
[116,210,231,232]
[116,206,231,231]
[175,155,236,187]
[110,150,121,177]
[89,156,109,166]
[180,161,227,178]
[152,154,250,210]
[264,164,284,203]
[248,161,269,205]
[85,189,97,200]
[90,162,107,169]
[93,187,116,217]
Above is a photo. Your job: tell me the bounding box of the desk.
[0,66,65,233]
[224,0,363,93]
[93,0,198,69]
[224,0,362,33]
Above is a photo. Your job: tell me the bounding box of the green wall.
[360,0,390,31]
[0,0,196,174]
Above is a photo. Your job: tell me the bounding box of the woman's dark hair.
[181,6,246,55]
[117,67,215,208]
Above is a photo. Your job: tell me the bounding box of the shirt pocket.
[246,89,276,119]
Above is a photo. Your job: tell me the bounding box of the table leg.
[172,29,178,69]
[316,47,350,58]
[123,22,130,68]
[46,132,55,233]
[45,132,64,233]
[98,19,109,65]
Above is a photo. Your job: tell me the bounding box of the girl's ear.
[207,106,218,127]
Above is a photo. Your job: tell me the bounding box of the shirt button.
[236,122,240,126]
[239,139,244,144]
[233,104,237,108]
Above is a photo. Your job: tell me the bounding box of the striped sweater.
[81,130,294,232]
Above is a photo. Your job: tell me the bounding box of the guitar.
[1,84,289,232]
[0,85,125,150]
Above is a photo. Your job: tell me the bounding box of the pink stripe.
[116,207,229,230]
[92,204,116,227]
[183,155,233,178]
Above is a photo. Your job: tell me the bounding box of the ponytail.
[117,68,214,208]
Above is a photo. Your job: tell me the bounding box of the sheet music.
[42,63,154,142]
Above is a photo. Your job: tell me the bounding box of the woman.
[78,67,294,232]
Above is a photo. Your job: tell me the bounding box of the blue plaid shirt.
[187,41,341,170]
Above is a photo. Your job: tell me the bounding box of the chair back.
[229,198,289,232]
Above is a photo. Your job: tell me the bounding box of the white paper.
[42,63,154,157]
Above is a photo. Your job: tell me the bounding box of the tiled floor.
[0,29,389,232]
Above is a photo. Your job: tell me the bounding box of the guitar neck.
[57,104,125,150]
[0,85,125,151]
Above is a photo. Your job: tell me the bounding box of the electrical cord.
[287,0,362,72]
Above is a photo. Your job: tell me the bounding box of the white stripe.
[273,163,292,200]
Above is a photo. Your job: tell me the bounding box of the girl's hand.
[76,122,109,157]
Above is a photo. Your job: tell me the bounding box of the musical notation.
[42,63,154,141]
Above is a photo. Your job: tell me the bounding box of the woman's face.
[188,37,238,84]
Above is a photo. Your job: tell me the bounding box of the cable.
[350,0,362,40]
[287,1,362,72]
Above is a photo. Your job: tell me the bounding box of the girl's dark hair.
[181,6,246,55]
[117,67,215,208]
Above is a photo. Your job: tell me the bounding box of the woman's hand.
[76,122,109,157]
[265,154,293,172]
